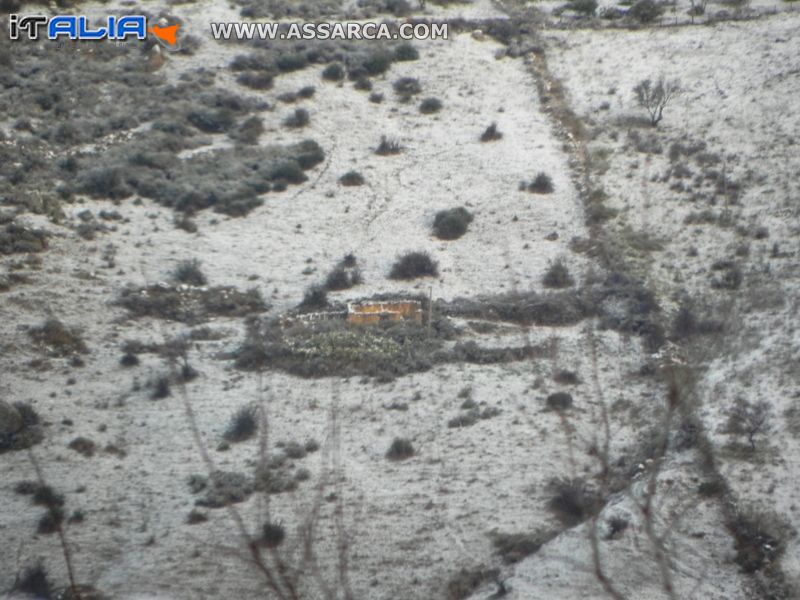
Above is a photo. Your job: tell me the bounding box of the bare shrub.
[172,259,207,286]
[546,477,601,526]
[724,397,772,450]
[633,76,681,126]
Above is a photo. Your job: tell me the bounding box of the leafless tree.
[633,77,681,126]
[724,397,772,450]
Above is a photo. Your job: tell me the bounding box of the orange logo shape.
[149,24,179,46]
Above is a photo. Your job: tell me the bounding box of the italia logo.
[8,14,181,49]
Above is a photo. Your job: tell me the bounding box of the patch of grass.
[389,251,438,280]
[28,319,88,356]
[433,207,473,240]
[375,136,402,155]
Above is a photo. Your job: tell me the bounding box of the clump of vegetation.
[633,76,681,126]
[322,62,345,81]
[724,397,772,451]
[492,530,556,564]
[527,172,554,194]
[710,260,742,290]
[284,107,310,128]
[670,303,723,339]
[151,376,171,400]
[375,136,403,156]
[195,471,254,508]
[0,223,49,254]
[236,71,274,90]
[389,251,438,280]
[369,92,384,104]
[12,562,53,599]
[446,567,500,600]
[729,508,788,573]
[628,0,664,22]
[68,436,96,457]
[339,170,365,186]
[67,140,325,217]
[394,42,419,61]
[0,401,43,453]
[224,404,259,442]
[117,284,267,324]
[542,259,574,288]
[564,0,598,15]
[261,521,286,547]
[546,477,601,526]
[393,76,422,99]
[172,259,207,286]
[386,437,414,460]
[432,207,473,240]
[545,391,573,411]
[230,116,265,145]
[298,285,329,312]
[28,319,88,356]
[419,97,443,114]
[480,122,502,142]
[553,370,580,385]
[324,257,363,291]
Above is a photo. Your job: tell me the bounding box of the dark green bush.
[393,76,422,98]
[386,437,414,460]
[433,207,473,240]
[394,42,419,61]
[628,0,663,22]
[339,171,365,186]
[419,97,443,114]
[283,108,310,129]
[389,251,438,280]
[528,172,554,194]
[236,72,274,90]
[322,62,345,81]
[542,259,574,288]
[224,404,259,442]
